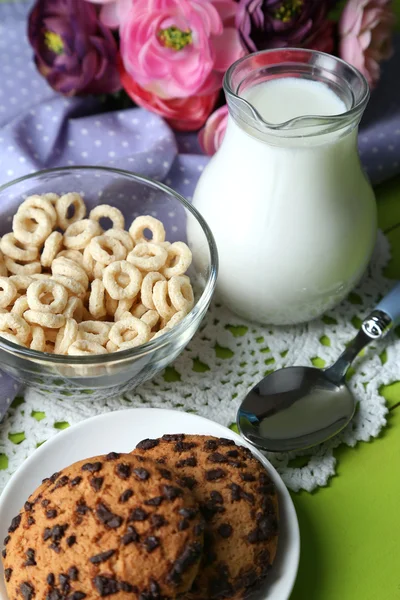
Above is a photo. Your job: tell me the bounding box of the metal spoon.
[237,283,400,453]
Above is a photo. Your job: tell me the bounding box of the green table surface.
[291,176,400,600]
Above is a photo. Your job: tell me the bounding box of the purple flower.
[28,0,121,96]
[236,0,336,54]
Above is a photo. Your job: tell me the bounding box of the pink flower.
[339,0,395,88]
[199,104,228,155]
[119,60,219,131]
[119,0,245,99]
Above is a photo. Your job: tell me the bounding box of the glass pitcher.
[192,49,377,325]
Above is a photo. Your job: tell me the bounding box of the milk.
[192,77,377,325]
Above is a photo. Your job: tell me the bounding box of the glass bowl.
[0,167,218,400]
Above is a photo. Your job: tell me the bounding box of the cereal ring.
[68,340,107,355]
[52,257,89,289]
[78,320,110,345]
[13,207,52,246]
[141,310,160,329]
[153,280,176,321]
[41,231,63,268]
[30,273,52,281]
[0,277,17,309]
[42,192,59,205]
[63,219,102,250]
[63,296,83,322]
[168,276,194,312]
[24,310,65,329]
[11,295,29,317]
[105,291,118,317]
[109,317,150,348]
[89,205,125,230]
[0,331,26,346]
[55,318,79,354]
[161,241,192,279]
[52,275,86,298]
[88,235,126,266]
[0,233,39,262]
[114,298,134,321]
[56,249,85,267]
[106,340,118,353]
[141,271,166,310]
[103,260,142,301]
[131,302,147,319]
[0,313,30,344]
[27,280,68,314]
[9,275,33,295]
[18,195,57,227]
[152,310,187,339]
[93,261,106,280]
[0,250,7,277]
[4,256,41,276]
[88,279,106,319]
[30,325,46,351]
[129,215,165,244]
[56,192,86,230]
[105,228,134,252]
[127,242,167,272]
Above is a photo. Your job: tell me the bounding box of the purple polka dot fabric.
[0,0,399,417]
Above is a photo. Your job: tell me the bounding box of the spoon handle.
[374,282,400,328]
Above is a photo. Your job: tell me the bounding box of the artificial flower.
[119,61,219,131]
[236,0,335,54]
[339,0,395,88]
[119,0,245,99]
[83,0,121,28]
[28,0,121,95]
[199,104,228,155]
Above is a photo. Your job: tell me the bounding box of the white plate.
[0,409,300,600]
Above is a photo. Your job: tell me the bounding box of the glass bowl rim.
[0,165,218,365]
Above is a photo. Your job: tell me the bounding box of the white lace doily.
[0,231,398,493]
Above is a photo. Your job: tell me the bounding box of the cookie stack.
[2,435,279,599]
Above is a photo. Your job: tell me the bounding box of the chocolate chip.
[96,503,123,529]
[20,582,35,600]
[59,573,70,593]
[144,496,163,507]
[210,491,223,504]
[43,524,68,543]
[3,535,10,545]
[66,535,76,547]
[1,549,6,558]
[143,536,159,552]
[53,475,69,490]
[238,569,258,590]
[200,501,225,521]
[204,439,219,451]
[4,568,12,582]
[240,472,256,482]
[136,438,160,450]
[23,548,37,566]
[47,573,55,586]
[42,499,50,507]
[194,522,205,536]
[219,437,236,446]
[46,509,58,519]
[258,482,276,495]
[116,463,131,479]
[155,457,166,464]
[175,456,197,468]
[209,565,234,598]
[49,472,60,483]
[179,507,198,519]
[118,582,136,593]
[69,593,87,600]
[230,483,241,501]
[27,516,35,526]
[162,485,182,500]
[106,452,120,461]
[217,523,233,538]
[76,502,90,515]
[157,468,172,480]
[24,501,33,512]
[8,514,21,533]
[68,567,79,581]
[179,519,189,530]
[49,543,61,553]
[167,542,202,584]
[226,449,239,458]
[90,549,115,564]
[205,468,226,481]
[208,452,228,463]
[247,515,278,543]
[133,467,150,481]
[70,476,82,487]
[122,525,139,545]
[82,462,102,473]
[174,441,197,452]
[176,476,197,490]
[162,433,185,442]
[129,507,148,521]
[119,489,133,503]
[93,575,119,596]
[47,591,62,600]
[150,514,166,528]
[90,477,104,492]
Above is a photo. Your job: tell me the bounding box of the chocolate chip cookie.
[2,452,204,599]
[134,435,279,600]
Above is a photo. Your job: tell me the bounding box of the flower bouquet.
[28,0,395,153]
